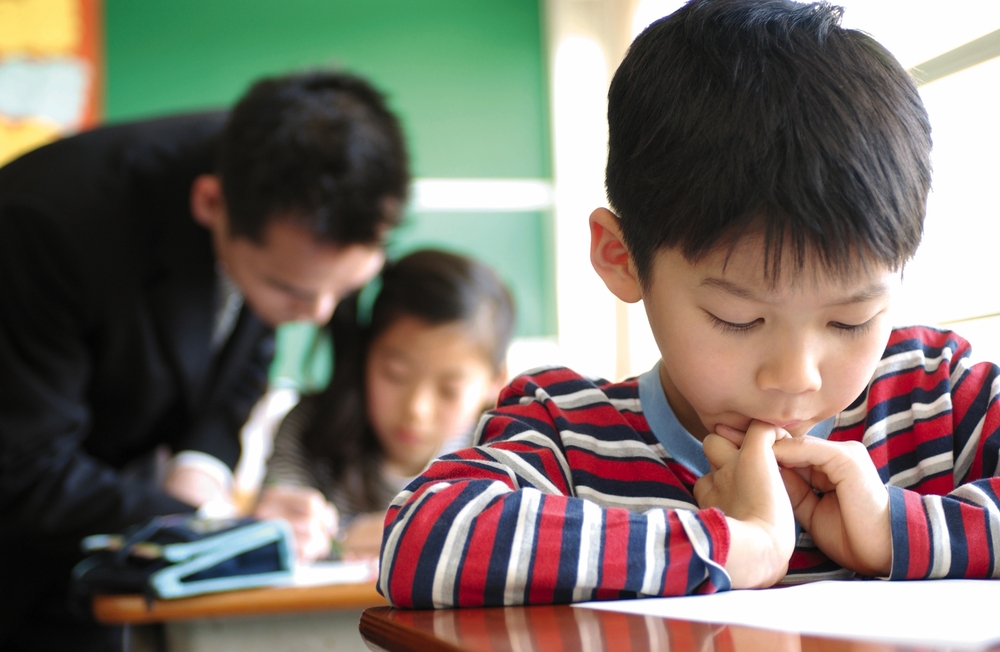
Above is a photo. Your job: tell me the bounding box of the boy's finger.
[772,437,868,485]
[702,433,739,467]
[779,467,819,529]
[739,421,782,455]
[714,424,746,447]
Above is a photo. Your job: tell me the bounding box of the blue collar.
[637,361,835,477]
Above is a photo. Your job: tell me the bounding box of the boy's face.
[590,209,899,440]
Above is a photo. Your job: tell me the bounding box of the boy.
[378,0,1000,608]
[0,71,407,648]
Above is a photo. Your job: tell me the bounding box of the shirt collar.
[637,361,835,477]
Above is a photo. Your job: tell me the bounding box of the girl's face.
[365,315,503,477]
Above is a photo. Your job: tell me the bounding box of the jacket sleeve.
[172,314,273,472]
[0,205,191,541]
[377,375,732,608]
[886,329,1000,579]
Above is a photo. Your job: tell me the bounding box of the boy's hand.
[254,485,339,563]
[772,437,891,576]
[693,421,796,589]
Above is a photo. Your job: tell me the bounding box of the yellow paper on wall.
[0,116,60,166]
[0,0,81,55]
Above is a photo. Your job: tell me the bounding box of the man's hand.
[772,436,891,576]
[254,485,339,563]
[164,464,229,508]
[694,421,796,589]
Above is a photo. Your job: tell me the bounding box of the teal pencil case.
[73,514,296,599]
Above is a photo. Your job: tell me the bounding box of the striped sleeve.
[862,327,1000,579]
[264,397,321,490]
[377,368,731,608]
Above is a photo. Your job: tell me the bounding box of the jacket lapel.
[145,209,217,411]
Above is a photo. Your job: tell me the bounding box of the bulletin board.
[0,0,102,166]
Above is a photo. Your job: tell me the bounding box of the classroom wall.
[104,0,555,387]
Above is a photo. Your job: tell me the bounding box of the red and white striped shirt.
[378,326,1000,607]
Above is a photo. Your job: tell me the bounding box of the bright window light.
[410,178,553,212]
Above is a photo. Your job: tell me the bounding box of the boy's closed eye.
[705,311,881,337]
[705,312,762,335]
[829,318,876,337]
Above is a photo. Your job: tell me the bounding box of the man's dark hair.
[606,0,932,286]
[218,70,409,244]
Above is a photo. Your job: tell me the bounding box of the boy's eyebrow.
[700,277,891,306]
[823,283,892,307]
[699,278,758,301]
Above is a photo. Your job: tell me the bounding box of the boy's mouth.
[720,417,808,437]
[765,419,802,430]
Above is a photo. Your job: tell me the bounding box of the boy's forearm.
[377,469,732,607]
[888,481,1000,580]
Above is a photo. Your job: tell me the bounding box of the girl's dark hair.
[606,0,932,286]
[301,249,515,509]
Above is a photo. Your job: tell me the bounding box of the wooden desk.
[360,604,1000,652]
[94,582,387,652]
[94,581,385,624]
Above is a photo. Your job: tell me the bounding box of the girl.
[255,249,515,561]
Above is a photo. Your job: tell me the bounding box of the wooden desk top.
[93,581,387,624]
[360,604,1000,652]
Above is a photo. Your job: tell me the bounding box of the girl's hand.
[341,511,387,560]
[772,437,891,576]
[694,421,796,588]
[254,484,339,563]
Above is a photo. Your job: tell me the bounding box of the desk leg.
[122,623,166,652]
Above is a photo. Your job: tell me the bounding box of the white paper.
[575,579,1000,649]
[285,560,378,587]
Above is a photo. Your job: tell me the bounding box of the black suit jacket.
[0,114,274,634]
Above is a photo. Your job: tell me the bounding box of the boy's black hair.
[606,0,932,286]
[218,71,409,245]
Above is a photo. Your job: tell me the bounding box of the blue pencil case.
[73,514,296,599]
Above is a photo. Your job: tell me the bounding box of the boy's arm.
[376,370,774,608]
[885,334,1000,579]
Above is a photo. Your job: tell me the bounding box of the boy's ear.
[590,208,642,303]
[190,174,228,232]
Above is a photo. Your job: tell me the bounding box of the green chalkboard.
[105,0,555,388]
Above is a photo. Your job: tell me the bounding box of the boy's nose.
[756,340,822,395]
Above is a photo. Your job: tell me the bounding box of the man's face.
[642,238,899,440]
[215,219,384,327]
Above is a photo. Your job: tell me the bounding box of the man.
[0,71,409,650]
